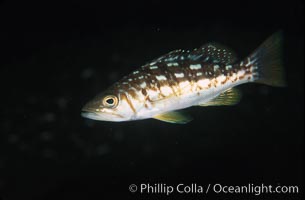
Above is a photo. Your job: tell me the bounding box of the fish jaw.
[81,111,107,121]
[81,103,130,121]
[81,111,126,122]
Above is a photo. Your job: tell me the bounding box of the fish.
[82,31,285,124]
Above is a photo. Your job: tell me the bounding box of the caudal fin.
[247,31,286,87]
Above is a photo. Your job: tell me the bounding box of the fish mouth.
[81,111,104,121]
[81,110,125,121]
[81,103,106,120]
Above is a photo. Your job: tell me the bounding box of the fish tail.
[245,31,286,87]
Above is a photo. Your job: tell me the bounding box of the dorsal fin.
[199,88,241,106]
[145,43,237,66]
[197,43,238,64]
[147,49,190,65]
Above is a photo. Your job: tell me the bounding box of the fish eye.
[102,95,118,108]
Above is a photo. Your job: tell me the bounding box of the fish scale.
[116,56,254,105]
[117,53,254,103]
[116,59,250,101]
[82,32,285,123]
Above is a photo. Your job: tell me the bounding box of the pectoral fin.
[153,111,192,124]
[199,88,241,106]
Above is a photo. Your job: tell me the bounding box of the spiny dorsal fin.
[153,111,192,124]
[146,42,237,66]
[199,88,241,106]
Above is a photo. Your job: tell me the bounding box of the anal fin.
[199,88,241,106]
[153,111,192,124]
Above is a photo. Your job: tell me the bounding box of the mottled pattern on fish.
[82,32,285,123]
[111,45,256,110]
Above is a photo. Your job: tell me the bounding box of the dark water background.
[0,0,304,199]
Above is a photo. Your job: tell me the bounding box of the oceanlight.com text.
[128,183,299,196]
